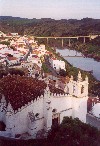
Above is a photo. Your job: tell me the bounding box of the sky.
[0,0,100,19]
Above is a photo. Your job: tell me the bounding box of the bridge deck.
[36,36,90,39]
[63,56,84,57]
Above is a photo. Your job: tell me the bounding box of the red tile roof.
[0,75,65,111]
[7,56,17,61]
[0,75,46,110]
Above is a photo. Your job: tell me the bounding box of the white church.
[0,72,88,138]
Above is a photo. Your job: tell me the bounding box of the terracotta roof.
[19,51,26,55]
[0,75,65,111]
[49,84,64,95]
[0,75,46,110]
[7,56,17,61]
[58,76,70,83]
[4,53,9,56]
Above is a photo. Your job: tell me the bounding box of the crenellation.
[0,72,89,138]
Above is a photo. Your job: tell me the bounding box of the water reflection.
[56,48,100,81]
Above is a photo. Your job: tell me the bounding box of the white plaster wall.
[6,96,44,136]
[51,95,72,113]
[50,95,72,123]
[28,118,44,136]
[6,115,15,136]
[43,92,52,131]
[52,60,60,70]
[1,81,88,137]
[59,61,65,70]
[72,96,88,123]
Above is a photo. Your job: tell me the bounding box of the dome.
[92,103,100,118]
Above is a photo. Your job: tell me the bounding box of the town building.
[49,57,66,72]
[0,72,88,138]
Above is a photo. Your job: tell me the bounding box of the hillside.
[0,16,100,36]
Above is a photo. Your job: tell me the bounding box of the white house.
[38,44,45,51]
[49,57,66,71]
[91,103,100,118]
[27,55,42,68]
[6,56,20,66]
[0,72,88,138]
[10,33,19,36]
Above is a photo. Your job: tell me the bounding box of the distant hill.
[0,16,100,36]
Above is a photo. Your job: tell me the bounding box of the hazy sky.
[0,0,100,19]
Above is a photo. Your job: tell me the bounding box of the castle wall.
[6,96,44,136]
[0,92,88,137]
[0,72,89,138]
[28,116,44,137]
[50,94,73,123]
[72,96,88,123]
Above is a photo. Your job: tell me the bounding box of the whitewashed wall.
[72,96,88,123]
[6,96,44,136]
[0,74,89,138]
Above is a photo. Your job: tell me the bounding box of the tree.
[47,117,100,146]
[59,69,67,77]
[0,70,8,78]
[9,68,25,76]
[0,41,10,46]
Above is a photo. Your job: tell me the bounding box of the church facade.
[0,72,88,138]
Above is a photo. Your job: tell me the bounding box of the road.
[22,44,33,61]
[86,113,100,130]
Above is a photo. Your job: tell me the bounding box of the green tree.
[0,41,10,46]
[47,117,100,146]
[59,69,67,77]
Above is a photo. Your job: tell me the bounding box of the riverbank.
[56,48,100,81]
[71,42,100,62]
[46,46,100,97]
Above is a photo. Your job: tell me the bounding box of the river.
[56,48,100,81]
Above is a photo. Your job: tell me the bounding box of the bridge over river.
[63,55,84,57]
[35,34,100,47]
